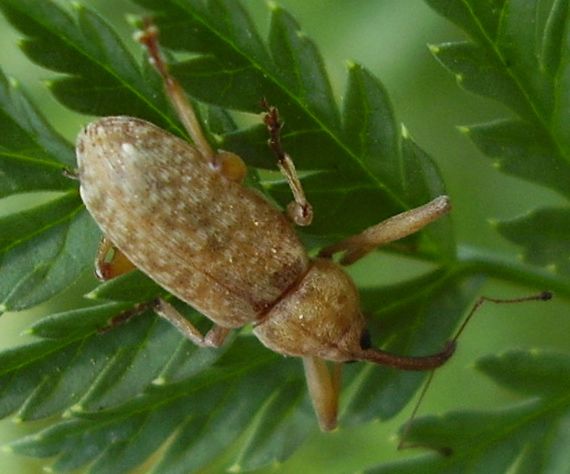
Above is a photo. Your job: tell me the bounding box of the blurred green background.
[0,1,568,473]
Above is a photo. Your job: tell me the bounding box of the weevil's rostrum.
[78,117,309,327]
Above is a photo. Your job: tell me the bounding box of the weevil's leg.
[137,21,247,182]
[260,99,313,226]
[154,298,232,348]
[103,301,154,332]
[302,357,342,431]
[137,22,215,159]
[319,195,451,265]
[95,237,137,280]
[62,167,79,180]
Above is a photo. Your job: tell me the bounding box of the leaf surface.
[425,0,570,309]
[496,207,570,278]
[0,0,460,470]
[367,350,570,474]
[427,0,570,198]
[0,0,566,472]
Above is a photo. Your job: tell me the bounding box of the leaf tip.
[12,416,24,424]
[546,263,558,273]
[227,463,243,473]
[401,123,410,139]
[1,444,12,454]
[530,347,543,357]
[43,79,56,91]
[267,1,279,13]
[5,74,20,90]
[345,59,357,70]
[125,13,140,28]
[67,404,84,415]
[153,376,167,386]
[70,1,84,12]
[428,43,440,55]
[85,290,98,300]
[457,125,470,135]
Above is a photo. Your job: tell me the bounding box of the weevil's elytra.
[78,116,310,325]
[77,21,468,433]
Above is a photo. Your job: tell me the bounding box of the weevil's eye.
[360,329,372,350]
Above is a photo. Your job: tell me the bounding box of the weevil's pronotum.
[76,22,552,434]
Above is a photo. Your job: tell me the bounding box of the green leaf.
[268,4,340,130]
[426,0,570,197]
[1,0,567,472]
[496,207,570,278]
[0,0,180,132]
[367,350,570,474]
[0,0,460,469]
[0,69,75,195]
[0,194,100,311]
[27,302,134,339]
[0,2,116,311]
[3,320,312,473]
[87,269,166,303]
[479,348,570,396]
[462,119,570,199]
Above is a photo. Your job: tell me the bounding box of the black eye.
[359,329,372,350]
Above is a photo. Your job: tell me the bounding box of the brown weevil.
[75,22,552,434]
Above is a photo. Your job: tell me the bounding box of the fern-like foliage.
[0,0,567,473]
[365,0,570,471]
[427,0,570,277]
[369,349,570,473]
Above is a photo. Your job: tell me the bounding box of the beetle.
[75,22,550,433]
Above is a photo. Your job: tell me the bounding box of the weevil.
[75,22,551,434]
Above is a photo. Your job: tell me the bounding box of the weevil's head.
[254,258,370,363]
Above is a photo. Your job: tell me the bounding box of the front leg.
[302,357,342,431]
[319,195,451,265]
[138,21,247,183]
[261,99,313,226]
